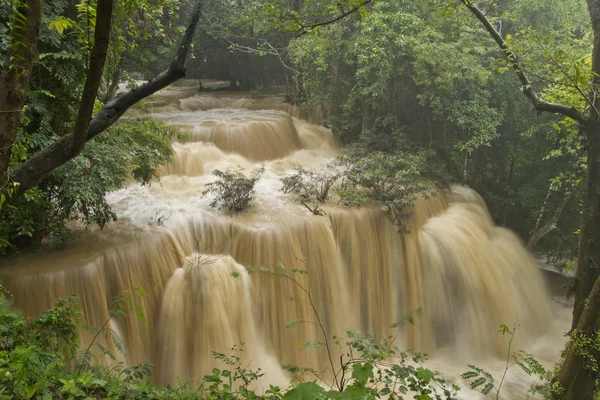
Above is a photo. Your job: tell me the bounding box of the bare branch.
[461,0,588,124]
[227,38,301,74]
[295,0,373,38]
[528,179,583,249]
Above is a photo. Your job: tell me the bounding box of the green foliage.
[461,364,496,395]
[337,145,441,229]
[0,284,286,399]
[101,0,183,98]
[310,331,459,400]
[285,0,589,263]
[0,0,184,254]
[0,118,175,254]
[203,166,265,214]
[195,345,285,399]
[570,328,600,375]
[0,285,81,400]
[281,167,339,215]
[462,324,554,399]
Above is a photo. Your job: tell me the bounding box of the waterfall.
[0,83,563,396]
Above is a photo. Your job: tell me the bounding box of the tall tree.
[459,1,600,398]
[0,0,43,189]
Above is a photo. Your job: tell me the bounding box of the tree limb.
[227,38,301,75]
[8,0,204,195]
[528,180,582,249]
[461,0,588,125]
[527,189,574,249]
[295,0,373,38]
[71,0,113,153]
[530,34,600,119]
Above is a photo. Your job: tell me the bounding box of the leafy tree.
[283,0,587,264]
[455,1,600,398]
[336,145,443,230]
[0,0,204,252]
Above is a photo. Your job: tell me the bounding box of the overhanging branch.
[226,38,301,75]
[295,0,373,38]
[71,0,113,153]
[461,0,588,125]
[9,0,204,195]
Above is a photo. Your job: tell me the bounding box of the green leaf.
[91,379,107,387]
[283,382,326,399]
[416,367,434,384]
[351,362,374,386]
[25,385,37,399]
[286,321,297,329]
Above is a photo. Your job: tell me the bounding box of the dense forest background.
[0,0,590,267]
[1,0,600,398]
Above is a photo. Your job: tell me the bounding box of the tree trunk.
[572,0,600,330]
[0,0,43,188]
[226,51,238,90]
[551,263,600,399]
[551,0,600,395]
[70,0,113,155]
[557,121,600,399]
[528,188,574,249]
[104,68,121,102]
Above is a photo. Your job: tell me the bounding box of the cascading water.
[0,82,570,398]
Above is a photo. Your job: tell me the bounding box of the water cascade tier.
[0,83,566,397]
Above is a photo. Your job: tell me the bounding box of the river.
[0,80,572,399]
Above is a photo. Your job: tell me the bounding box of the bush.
[203,166,264,214]
[0,286,82,400]
[280,167,339,215]
[335,146,441,230]
[0,284,195,399]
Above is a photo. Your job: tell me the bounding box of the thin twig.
[274,271,340,390]
[78,310,115,376]
[295,0,373,38]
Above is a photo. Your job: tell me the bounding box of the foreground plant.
[462,323,553,399]
[252,264,460,399]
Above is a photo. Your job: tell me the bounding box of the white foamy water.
[0,82,570,398]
